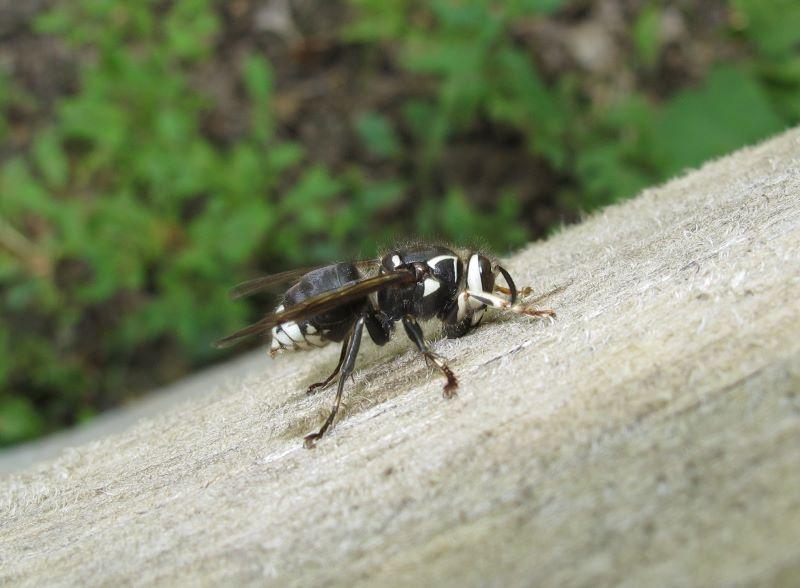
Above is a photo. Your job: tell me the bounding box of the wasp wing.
[228,267,317,299]
[228,259,381,299]
[213,269,414,348]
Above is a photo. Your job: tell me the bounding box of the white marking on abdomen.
[272,320,332,352]
[275,327,293,347]
[283,322,305,344]
[303,332,326,348]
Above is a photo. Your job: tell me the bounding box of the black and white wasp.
[214,243,554,447]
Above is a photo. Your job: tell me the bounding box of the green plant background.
[1,0,798,445]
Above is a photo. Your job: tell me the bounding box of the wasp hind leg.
[306,340,348,396]
[304,316,365,448]
[402,317,458,399]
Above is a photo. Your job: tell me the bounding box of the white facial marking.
[456,292,469,321]
[275,304,285,312]
[423,278,441,297]
[305,324,317,334]
[391,254,402,267]
[468,255,483,293]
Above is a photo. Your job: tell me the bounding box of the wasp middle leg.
[306,340,348,396]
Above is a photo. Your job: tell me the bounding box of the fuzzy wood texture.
[2,128,800,587]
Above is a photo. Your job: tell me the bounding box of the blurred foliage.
[1,0,799,445]
[0,0,528,445]
[346,0,798,208]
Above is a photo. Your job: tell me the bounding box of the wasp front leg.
[494,285,532,298]
[466,291,556,319]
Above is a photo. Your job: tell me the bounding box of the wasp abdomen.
[270,262,364,354]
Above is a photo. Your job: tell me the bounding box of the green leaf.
[356,113,402,158]
[732,0,800,58]
[0,395,46,445]
[243,53,273,104]
[509,0,566,16]
[439,188,529,249]
[652,66,785,175]
[343,0,414,42]
[357,180,406,212]
[0,158,56,219]
[490,48,569,168]
[164,0,219,60]
[32,129,70,189]
[243,53,274,142]
[633,3,662,68]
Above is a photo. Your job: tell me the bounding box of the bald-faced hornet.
[215,243,555,447]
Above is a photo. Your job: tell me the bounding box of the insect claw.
[442,381,458,399]
[520,307,556,319]
[306,383,324,396]
[441,366,458,399]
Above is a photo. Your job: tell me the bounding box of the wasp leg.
[304,316,365,448]
[402,317,458,399]
[306,340,348,396]
[467,290,556,319]
[494,285,533,298]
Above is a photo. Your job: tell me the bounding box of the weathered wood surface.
[1,129,799,587]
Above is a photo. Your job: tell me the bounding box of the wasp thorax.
[410,261,429,280]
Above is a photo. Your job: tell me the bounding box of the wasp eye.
[478,257,494,292]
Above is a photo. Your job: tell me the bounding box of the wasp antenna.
[495,265,518,305]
